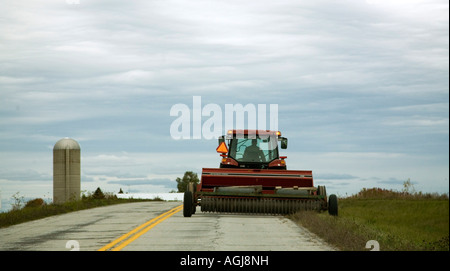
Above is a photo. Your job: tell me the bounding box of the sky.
[0,0,448,211]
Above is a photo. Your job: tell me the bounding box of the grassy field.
[290,188,449,251]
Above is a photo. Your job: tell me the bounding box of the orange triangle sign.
[216,142,228,154]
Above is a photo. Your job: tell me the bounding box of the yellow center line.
[98,204,183,251]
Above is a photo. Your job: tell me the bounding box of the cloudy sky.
[0,0,448,210]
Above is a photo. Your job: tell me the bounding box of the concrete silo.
[53,138,80,204]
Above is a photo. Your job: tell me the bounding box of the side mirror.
[280,137,288,149]
[218,136,225,145]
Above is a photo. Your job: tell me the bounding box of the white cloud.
[0,76,44,84]
[383,117,449,128]
[53,41,111,55]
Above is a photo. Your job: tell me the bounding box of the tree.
[92,187,105,199]
[176,171,199,192]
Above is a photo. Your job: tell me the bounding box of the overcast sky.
[0,0,448,210]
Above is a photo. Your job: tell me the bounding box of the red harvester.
[183,130,338,217]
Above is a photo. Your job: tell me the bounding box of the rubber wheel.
[328,194,338,216]
[187,182,196,215]
[183,191,193,217]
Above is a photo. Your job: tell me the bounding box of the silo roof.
[54,138,80,150]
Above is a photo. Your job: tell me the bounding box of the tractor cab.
[217,130,288,169]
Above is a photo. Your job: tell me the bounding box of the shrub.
[24,198,45,208]
[92,187,105,199]
[349,186,448,200]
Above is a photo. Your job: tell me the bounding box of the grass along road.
[290,188,449,251]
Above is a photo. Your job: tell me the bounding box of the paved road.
[0,201,335,251]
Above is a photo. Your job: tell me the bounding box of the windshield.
[228,135,279,163]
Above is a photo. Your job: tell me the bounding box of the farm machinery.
[183,130,338,217]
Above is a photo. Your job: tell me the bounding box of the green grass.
[0,190,161,228]
[290,188,449,251]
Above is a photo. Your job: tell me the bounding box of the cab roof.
[227,130,281,136]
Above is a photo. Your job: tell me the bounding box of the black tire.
[183,191,193,217]
[187,182,197,215]
[328,194,338,216]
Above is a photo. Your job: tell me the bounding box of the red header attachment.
[216,141,228,154]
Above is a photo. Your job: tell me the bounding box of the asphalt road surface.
[0,201,335,251]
